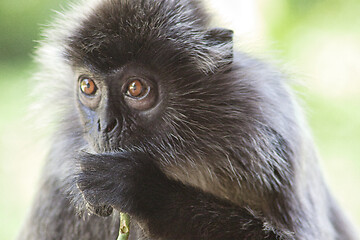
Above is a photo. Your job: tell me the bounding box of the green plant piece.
[117,212,130,240]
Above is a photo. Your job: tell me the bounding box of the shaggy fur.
[19,0,356,239]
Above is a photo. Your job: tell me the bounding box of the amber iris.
[127,80,144,97]
[80,78,96,95]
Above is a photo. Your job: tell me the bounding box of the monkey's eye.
[80,77,97,95]
[124,78,156,111]
[126,79,148,98]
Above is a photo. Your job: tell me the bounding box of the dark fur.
[19,0,357,239]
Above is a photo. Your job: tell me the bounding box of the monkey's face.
[76,64,162,152]
[65,0,235,156]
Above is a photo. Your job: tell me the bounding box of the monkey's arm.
[17,176,121,240]
[77,152,287,240]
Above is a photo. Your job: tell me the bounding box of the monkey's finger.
[86,202,113,217]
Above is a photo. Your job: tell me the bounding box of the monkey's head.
[55,0,242,158]
[34,0,298,199]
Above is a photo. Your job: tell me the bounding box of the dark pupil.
[131,82,137,90]
[84,80,91,88]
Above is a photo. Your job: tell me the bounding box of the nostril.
[97,119,101,132]
[104,119,118,133]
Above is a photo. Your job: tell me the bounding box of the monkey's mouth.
[88,134,121,153]
[88,129,133,153]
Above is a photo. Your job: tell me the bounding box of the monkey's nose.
[98,118,119,133]
[105,119,118,133]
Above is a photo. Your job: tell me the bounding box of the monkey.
[18,0,357,239]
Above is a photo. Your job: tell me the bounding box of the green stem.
[117,212,130,240]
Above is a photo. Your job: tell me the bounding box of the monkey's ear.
[204,28,234,48]
[196,28,234,74]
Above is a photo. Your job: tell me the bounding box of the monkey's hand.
[76,151,171,219]
[77,152,285,240]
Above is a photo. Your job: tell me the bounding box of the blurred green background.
[0,0,359,239]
